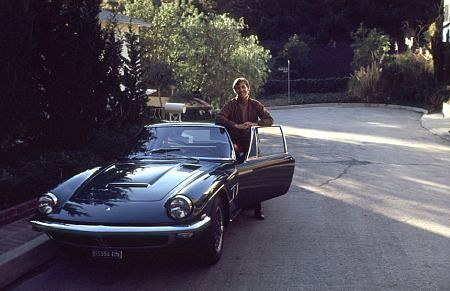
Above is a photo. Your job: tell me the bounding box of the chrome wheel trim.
[213,205,224,253]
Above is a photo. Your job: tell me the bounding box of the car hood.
[71,159,212,203]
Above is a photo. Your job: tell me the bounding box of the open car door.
[236,125,295,208]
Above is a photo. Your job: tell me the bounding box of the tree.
[122,24,147,123]
[429,0,447,83]
[125,0,270,107]
[275,34,311,78]
[101,0,127,13]
[350,24,391,70]
[0,0,39,152]
[188,14,270,106]
[97,13,125,127]
[32,0,106,147]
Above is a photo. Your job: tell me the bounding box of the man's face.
[235,82,249,99]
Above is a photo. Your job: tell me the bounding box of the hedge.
[264,77,350,94]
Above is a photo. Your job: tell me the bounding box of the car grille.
[49,232,170,249]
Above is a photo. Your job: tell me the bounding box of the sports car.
[30,122,295,264]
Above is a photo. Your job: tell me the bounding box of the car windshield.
[126,125,233,160]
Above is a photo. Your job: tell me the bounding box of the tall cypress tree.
[122,24,146,124]
[35,0,105,148]
[97,14,125,127]
[0,0,40,154]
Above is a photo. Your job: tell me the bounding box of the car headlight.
[167,195,192,220]
[38,192,58,215]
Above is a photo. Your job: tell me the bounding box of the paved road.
[9,106,450,290]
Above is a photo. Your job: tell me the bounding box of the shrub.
[350,24,391,70]
[380,52,434,105]
[86,126,141,160]
[264,77,350,95]
[347,60,381,103]
[0,126,143,210]
[0,150,102,209]
[260,92,355,106]
[425,86,450,112]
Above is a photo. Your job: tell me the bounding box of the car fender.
[179,167,236,218]
[48,166,101,210]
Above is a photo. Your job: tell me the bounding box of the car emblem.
[105,207,111,212]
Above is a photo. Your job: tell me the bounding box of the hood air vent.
[107,183,149,188]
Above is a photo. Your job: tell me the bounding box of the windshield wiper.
[123,148,181,160]
[126,148,199,163]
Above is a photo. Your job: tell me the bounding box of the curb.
[420,113,450,142]
[268,102,429,114]
[268,102,450,142]
[0,199,37,227]
[0,234,60,289]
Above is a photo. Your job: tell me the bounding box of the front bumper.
[30,216,211,248]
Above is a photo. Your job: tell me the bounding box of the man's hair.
[232,77,250,93]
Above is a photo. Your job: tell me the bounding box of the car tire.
[199,196,224,265]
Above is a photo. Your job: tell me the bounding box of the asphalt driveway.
[8,105,450,290]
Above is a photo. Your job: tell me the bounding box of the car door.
[236,125,295,208]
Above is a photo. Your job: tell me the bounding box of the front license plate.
[92,249,123,259]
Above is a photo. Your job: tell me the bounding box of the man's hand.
[235,122,256,130]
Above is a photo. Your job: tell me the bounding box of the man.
[215,77,273,219]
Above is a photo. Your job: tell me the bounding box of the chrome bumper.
[30,216,211,236]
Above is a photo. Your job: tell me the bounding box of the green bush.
[425,86,450,112]
[261,92,355,106]
[86,126,141,160]
[0,150,102,209]
[347,60,382,103]
[0,126,143,210]
[380,52,434,105]
[264,77,350,95]
[350,24,391,70]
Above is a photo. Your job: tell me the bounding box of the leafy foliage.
[0,0,39,152]
[121,25,147,124]
[97,16,124,127]
[272,34,311,79]
[425,86,450,111]
[265,77,349,95]
[347,60,382,103]
[125,0,271,107]
[381,52,434,104]
[0,0,146,153]
[350,24,391,70]
[30,1,107,147]
[348,21,435,106]
[260,92,355,107]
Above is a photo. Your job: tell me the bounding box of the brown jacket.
[215,98,273,151]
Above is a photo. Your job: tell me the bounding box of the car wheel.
[199,196,224,265]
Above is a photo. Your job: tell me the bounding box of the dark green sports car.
[30,122,295,264]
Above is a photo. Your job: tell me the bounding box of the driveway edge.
[268,102,450,142]
[268,102,428,114]
[0,234,60,289]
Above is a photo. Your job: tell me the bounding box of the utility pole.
[287,59,290,104]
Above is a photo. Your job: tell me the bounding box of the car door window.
[247,126,286,159]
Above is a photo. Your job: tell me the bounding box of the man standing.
[215,77,273,219]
